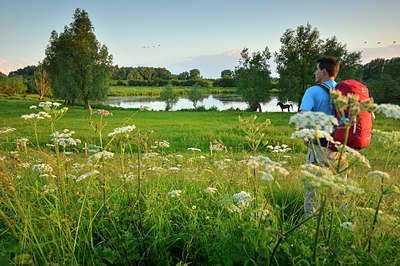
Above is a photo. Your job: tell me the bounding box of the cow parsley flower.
[204,187,218,194]
[233,191,251,207]
[76,170,100,182]
[340,222,354,231]
[87,151,114,164]
[51,129,81,147]
[291,128,335,142]
[168,189,182,197]
[0,127,17,134]
[368,170,390,179]
[108,125,136,137]
[187,147,201,152]
[290,111,338,133]
[152,140,170,148]
[376,104,400,119]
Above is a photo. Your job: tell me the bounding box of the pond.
[106,95,298,112]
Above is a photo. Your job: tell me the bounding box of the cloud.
[0,59,35,75]
[167,49,241,79]
[354,44,400,64]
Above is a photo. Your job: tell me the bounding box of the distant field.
[108,85,237,97]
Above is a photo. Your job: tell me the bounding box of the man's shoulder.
[305,85,324,94]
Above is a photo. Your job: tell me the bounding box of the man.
[299,56,341,216]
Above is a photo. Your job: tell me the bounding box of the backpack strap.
[317,82,333,106]
[317,82,331,92]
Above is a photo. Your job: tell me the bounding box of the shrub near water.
[0,100,399,265]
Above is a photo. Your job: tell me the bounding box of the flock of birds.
[142,45,161,48]
[364,41,396,44]
[141,41,397,48]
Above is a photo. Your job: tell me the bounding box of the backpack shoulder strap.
[317,82,331,92]
[317,83,337,114]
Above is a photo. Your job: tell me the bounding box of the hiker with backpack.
[299,55,344,216]
[299,56,375,217]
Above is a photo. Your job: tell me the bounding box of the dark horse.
[277,102,293,112]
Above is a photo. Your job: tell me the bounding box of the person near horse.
[299,55,347,217]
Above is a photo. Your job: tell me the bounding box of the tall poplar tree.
[44,8,113,108]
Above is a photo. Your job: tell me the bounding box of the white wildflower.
[168,167,180,171]
[340,222,354,231]
[32,163,53,174]
[227,204,241,213]
[251,209,270,220]
[0,127,16,134]
[42,184,57,195]
[210,140,227,153]
[260,171,274,181]
[29,105,37,109]
[38,101,53,108]
[204,187,218,194]
[336,145,370,168]
[76,170,100,183]
[368,170,391,179]
[376,104,400,119]
[108,125,136,137]
[87,151,114,164]
[153,140,170,148]
[291,128,334,142]
[51,129,81,147]
[119,173,134,182]
[168,189,182,198]
[290,111,338,133]
[233,191,251,207]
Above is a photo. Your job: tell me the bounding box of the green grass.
[0,98,399,265]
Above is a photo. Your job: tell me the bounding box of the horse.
[277,102,293,112]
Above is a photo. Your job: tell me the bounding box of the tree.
[33,62,51,100]
[235,47,272,111]
[188,85,204,108]
[177,71,189,80]
[322,36,363,80]
[364,57,400,104]
[44,8,113,108]
[160,84,179,111]
[0,75,27,95]
[221,69,233,78]
[363,58,386,81]
[8,65,37,92]
[275,23,321,107]
[189,69,201,80]
[366,74,400,104]
[275,24,363,107]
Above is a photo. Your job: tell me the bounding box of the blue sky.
[1,0,399,78]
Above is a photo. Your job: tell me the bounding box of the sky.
[1,0,400,78]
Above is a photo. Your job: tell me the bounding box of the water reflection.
[106,95,297,112]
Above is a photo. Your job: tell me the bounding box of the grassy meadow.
[0,98,399,265]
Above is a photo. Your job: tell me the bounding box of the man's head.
[314,56,340,82]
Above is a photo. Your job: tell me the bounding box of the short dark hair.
[316,56,340,78]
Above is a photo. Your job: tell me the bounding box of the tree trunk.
[250,103,262,112]
[84,96,89,109]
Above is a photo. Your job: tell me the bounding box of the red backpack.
[319,80,373,150]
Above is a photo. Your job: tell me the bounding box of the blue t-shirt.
[299,80,336,116]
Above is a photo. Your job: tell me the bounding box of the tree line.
[1,9,399,109]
